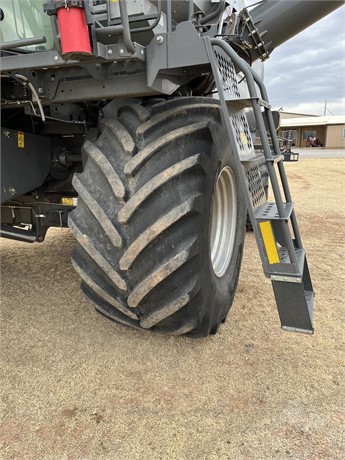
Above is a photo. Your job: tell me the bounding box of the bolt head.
[54,56,59,61]
[8,186,16,195]
[107,49,113,55]
[119,49,124,55]
[156,35,164,45]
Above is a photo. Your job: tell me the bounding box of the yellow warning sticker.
[259,220,280,264]
[240,127,247,145]
[62,197,78,206]
[62,197,74,206]
[18,132,24,148]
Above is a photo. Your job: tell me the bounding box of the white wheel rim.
[210,166,237,277]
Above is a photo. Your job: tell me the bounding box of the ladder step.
[267,248,304,278]
[272,282,314,334]
[266,154,284,163]
[272,253,314,334]
[251,149,283,164]
[226,97,271,110]
[278,246,304,267]
[254,202,293,220]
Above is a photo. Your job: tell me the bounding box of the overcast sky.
[261,4,345,116]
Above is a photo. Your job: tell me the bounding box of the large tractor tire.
[68,97,246,337]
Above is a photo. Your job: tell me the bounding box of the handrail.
[166,0,172,33]
[0,36,46,51]
[95,0,161,49]
[118,0,135,53]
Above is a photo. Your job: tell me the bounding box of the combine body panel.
[0,0,342,337]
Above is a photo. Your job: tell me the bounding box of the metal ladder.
[204,37,314,334]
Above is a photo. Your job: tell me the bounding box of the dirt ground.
[1,158,344,460]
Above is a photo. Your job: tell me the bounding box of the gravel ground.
[1,158,344,460]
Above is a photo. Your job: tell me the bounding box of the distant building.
[278,113,345,149]
[279,112,318,120]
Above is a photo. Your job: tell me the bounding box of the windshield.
[0,0,54,51]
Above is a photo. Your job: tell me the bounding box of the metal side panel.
[205,41,256,161]
[1,128,51,204]
[272,280,314,334]
[243,161,266,209]
[272,254,314,334]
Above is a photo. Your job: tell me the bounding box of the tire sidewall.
[200,121,246,329]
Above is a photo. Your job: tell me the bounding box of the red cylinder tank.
[57,6,92,57]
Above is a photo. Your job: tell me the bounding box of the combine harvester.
[1,0,342,337]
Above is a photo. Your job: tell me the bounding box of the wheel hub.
[210,166,237,277]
